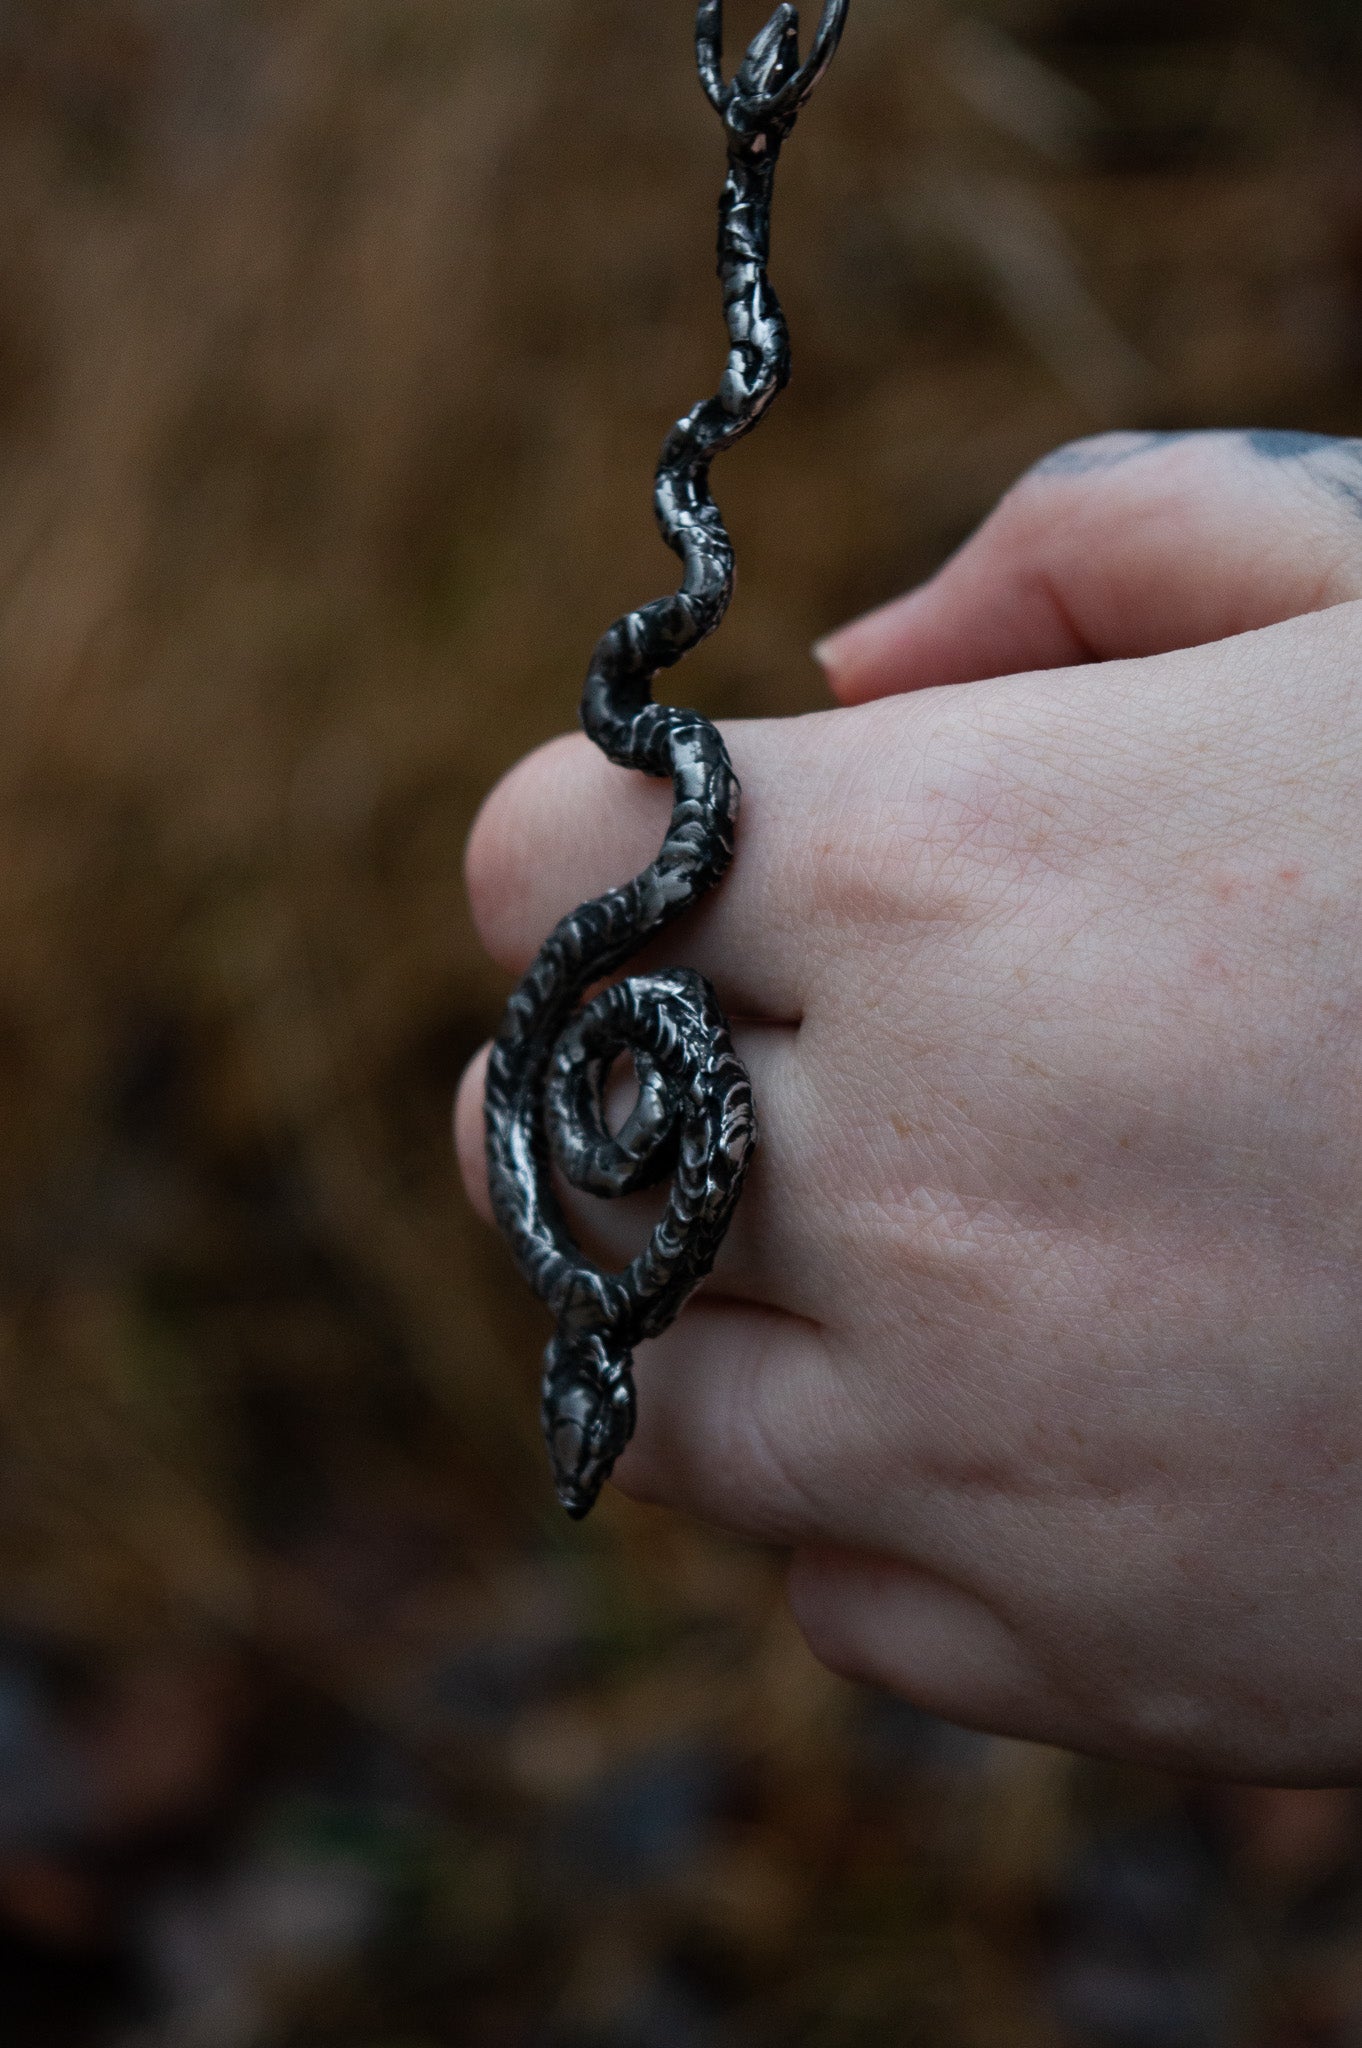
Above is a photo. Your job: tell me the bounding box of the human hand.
[459,430,1362,1782]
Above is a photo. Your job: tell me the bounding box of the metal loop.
[695,0,850,128]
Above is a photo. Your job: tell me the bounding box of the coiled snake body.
[484,0,851,1518]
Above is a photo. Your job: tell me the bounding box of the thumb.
[818,429,1362,705]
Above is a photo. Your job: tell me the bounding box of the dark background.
[2,1,1362,2041]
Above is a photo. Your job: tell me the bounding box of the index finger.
[816,430,1362,707]
[466,717,831,1022]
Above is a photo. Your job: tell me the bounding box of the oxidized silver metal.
[484,1,852,1519]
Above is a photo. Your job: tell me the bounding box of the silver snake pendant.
[483,0,852,1519]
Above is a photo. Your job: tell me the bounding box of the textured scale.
[483,0,852,1519]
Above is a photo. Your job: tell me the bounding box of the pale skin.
[457,430,1362,1784]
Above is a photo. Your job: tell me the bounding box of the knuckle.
[683,1370,815,1541]
[912,690,1101,900]
[806,704,986,930]
[802,825,960,933]
[627,1324,832,1543]
[808,686,1106,958]
[843,701,1036,912]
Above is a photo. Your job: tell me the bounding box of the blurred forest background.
[3,0,1362,2042]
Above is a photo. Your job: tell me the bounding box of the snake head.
[697,0,850,133]
[736,4,801,103]
[541,1331,637,1520]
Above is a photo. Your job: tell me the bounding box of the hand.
[458,430,1362,1783]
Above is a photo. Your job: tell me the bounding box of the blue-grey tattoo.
[1033,428,1362,518]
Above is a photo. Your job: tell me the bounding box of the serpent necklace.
[484,0,852,1519]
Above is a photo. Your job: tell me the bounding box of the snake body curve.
[484,0,851,1519]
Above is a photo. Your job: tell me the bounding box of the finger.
[467,721,820,1022]
[817,428,1362,705]
[455,1045,495,1226]
[456,1024,826,1317]
[614,1300,872,1545]
[786,1547,1084,1751]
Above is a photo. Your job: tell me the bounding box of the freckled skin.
[461,430,1362,1783]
